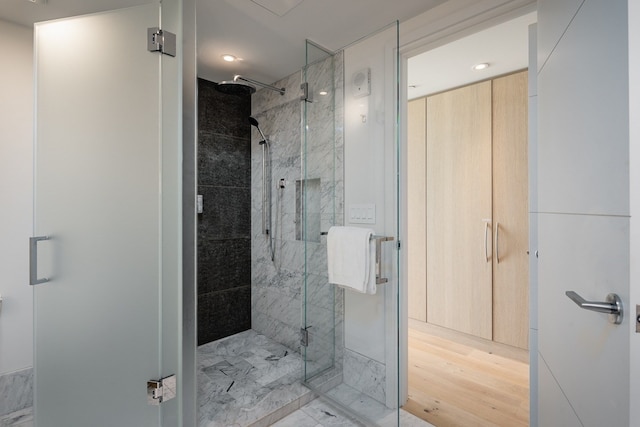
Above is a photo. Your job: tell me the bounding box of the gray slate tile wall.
[197,78,252,345]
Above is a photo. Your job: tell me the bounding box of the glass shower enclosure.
[300,22,402,426]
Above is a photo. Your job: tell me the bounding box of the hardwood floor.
[403,324,529,427]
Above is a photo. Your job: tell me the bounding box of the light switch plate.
[349,203,375,224]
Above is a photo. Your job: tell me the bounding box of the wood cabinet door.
[426,81,493,339]
[408,98,427,322]
[492,71,529,349]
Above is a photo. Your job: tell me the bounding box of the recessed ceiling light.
[319,91,328,96]
[472,63,490,71]
[25,0,47,4]
[222,54,237,62]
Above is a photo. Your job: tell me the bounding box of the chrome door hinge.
[147,374,176,405]
[147,27,176,57]
[300,327,310,347]
[300,82,313,103]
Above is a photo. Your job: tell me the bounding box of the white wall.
[628,0,640,424]
[342,23,399,407]
[527,22,539,427]
[0,19,34,375]
[343,26,397,365]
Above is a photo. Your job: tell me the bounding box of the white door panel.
[538,355,583,427]
[537,0,631,425]
[538,213,629,426]
[536,0,583,73]
[537,0,629,217]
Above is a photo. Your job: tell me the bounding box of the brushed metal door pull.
[29,236,51,286]
[565,291,623,325]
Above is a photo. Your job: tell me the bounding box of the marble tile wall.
[250,52,345,379]
[0,368,32,417]
[251,71,305,352]
[343,349,386,404]
[198,78,252,345]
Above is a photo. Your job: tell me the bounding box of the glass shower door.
[32,4,182,426]
[302,22,402,426]
[301,40,339,381]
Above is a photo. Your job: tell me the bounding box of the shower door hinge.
[147,374,176,405]
[147,27,176,57]
[300,82,313,103]
[397,240,401,250]
[300,327,310,347]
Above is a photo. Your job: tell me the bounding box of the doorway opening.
[403,12,536,427]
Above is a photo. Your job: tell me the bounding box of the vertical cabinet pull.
[29,236,51,286]
[495,222,500,264]
[484,221,490,262]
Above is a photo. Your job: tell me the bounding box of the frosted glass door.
[33,4,180,426]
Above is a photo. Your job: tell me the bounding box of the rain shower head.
[216,80,256,95]
[219,75,285,96]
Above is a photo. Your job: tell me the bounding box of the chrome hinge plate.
[147,27,176,57]
[147,374,176,405]
[300,327,309,347]
[300,82,313,103]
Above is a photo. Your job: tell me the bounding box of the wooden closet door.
[408,98,427,321]
[426,81,493,339]
[492,71,529,349]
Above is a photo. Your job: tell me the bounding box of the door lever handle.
[565,291,623,325]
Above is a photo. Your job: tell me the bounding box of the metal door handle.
[484,221,490,262]
[495,222,500,264]
[29,236,51,286]
[565,291,623,325]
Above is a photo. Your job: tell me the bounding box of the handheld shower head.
[249,116,268,143]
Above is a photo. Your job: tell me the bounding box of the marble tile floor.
[0,407,33,427]
[198,329,315,427]
[0,401,431,427]
[274,396,435,427]
[0,330,433,427]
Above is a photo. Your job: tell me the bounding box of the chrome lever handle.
[565,291,623,325]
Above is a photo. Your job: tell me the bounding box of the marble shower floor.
[198,329,314,426]
[197,329,432,427]
[1,329,432,427]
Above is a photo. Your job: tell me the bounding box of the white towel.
[327,226,377,294]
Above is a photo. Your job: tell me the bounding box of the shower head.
[249,116,268,143]
[215,80,256,95]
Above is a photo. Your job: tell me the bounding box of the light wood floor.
[403,324,529,427]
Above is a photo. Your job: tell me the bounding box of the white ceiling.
[407,12,537,99]
[408,11,537,100]
[0,0,447,85]
[1,1,535,92]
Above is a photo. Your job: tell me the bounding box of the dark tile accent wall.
[198,78,252,345]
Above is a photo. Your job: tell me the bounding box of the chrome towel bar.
[322,231,394,284]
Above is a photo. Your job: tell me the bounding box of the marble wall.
[249,50,388,410]
[250,71,306,352]
[0,368,32,416]
[198,78,252,345]
[250,52,345,379]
